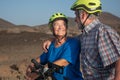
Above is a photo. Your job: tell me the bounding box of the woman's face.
[53,20,67,37]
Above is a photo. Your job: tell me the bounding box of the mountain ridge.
[0,12,120,35]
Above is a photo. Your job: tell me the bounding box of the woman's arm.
[53,59,69,66]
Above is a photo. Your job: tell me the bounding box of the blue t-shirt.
[40,37,83,80]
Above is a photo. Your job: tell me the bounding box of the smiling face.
[52,19,67,37]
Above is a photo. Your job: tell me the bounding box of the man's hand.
[42,39,53,53]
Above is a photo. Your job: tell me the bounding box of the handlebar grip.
[31,59,40,69]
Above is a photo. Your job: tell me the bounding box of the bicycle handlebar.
[31,59,63,80]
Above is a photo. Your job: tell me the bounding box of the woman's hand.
[26,63,34,79]
[26,63,39,80]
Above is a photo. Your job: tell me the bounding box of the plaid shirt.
[78,19,120,80]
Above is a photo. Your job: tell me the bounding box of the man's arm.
[114,58,120,80]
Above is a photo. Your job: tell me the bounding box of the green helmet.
[71,0,102,14]
[49,12,67,24]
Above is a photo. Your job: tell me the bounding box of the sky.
[0,0,120,26]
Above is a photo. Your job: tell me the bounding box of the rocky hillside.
[99,12,120,34]
[0,12,120,35]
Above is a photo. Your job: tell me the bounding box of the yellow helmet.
[49,12,68,28]
[71,0,102,14]
[49,12,67,24]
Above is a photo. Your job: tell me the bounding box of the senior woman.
[26,12,83,80]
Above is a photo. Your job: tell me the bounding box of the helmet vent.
[56,13,58,15]
[52,15,55,17]
[89,3,96,6]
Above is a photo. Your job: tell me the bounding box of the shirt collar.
[83,19,100,34]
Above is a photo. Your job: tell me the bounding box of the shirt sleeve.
[61,38,81,65]
[40,52,48,65]
[98,26,120,67]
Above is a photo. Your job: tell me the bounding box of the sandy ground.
[0,32,52,80]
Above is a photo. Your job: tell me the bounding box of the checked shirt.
[79,19,120,80]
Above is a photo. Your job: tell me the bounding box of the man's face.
[74,10,84,24]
